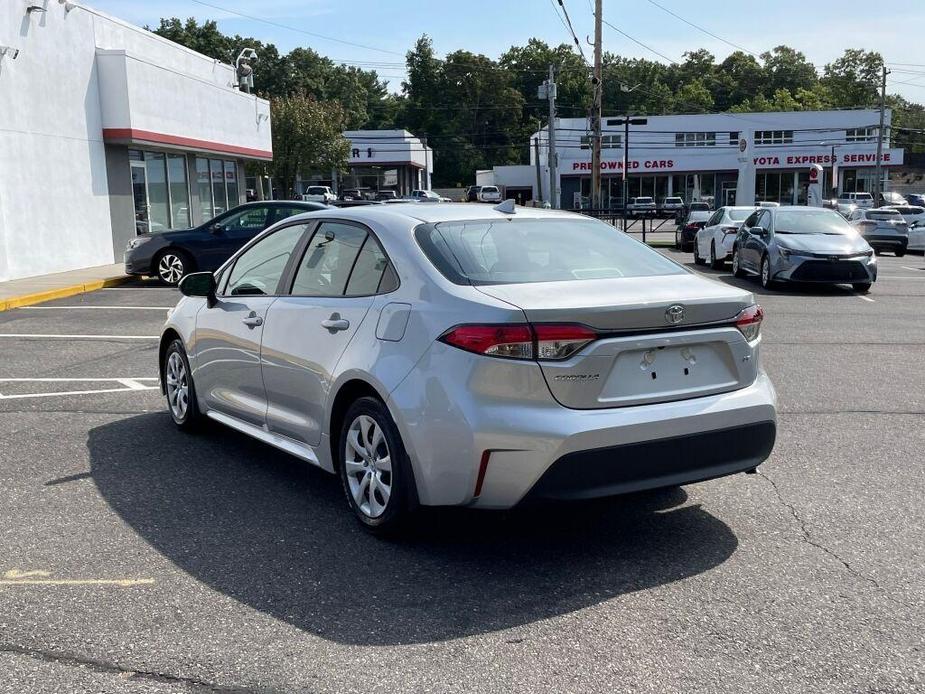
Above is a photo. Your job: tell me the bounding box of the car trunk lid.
[476,275,759,409]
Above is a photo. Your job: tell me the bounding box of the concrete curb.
[0,275,131,312]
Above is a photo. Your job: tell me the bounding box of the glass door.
[131,160,149,234]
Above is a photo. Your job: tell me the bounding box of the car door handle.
[241,315,263,328]
[321,315,350,331]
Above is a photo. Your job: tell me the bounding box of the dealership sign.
[569,148,903,174]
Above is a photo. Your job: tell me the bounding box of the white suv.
[478,186,502,203]
[302,186,336,203]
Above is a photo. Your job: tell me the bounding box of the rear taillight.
[439,323,597,361]
[533,324,597,360]
[684,223,698,231]
[735,305,764,341]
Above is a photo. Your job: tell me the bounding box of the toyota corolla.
[159,203,777,532]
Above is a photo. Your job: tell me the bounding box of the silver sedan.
[159,204,777,532]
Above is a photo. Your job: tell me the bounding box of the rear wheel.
[710,241,724,270]
[338,397,413,534]
[732,247,746,278]
[896,249,906,258]
[693,240,705,265]
[853,282,872,293]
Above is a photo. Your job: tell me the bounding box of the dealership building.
[0,1,271,283]
[478,109,902,210]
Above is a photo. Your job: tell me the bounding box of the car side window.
[272,206,313,225]
[345,235,398,296]
[742,212,759,230]
[706,210,722,227]
[223,223,309,297]
[219,206,270,231]
[290,222,367,296]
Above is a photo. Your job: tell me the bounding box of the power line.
[600,19,678,65]
[556,0,591,66]
[189,0,404,56]
[644,0,759,57]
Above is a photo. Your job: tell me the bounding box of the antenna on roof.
[493,199,517,214]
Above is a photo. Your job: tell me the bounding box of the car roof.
[274,201,591,228]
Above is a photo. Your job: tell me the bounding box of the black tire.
[853,282,872,293]
[874,248,883,257]
[674,230,681,250]
[154,249,194,286]
[760,254,776,290]
[337,396,414,534]
[732,247,747,278]
[693,241,705,265]
[710,241,724,270]
[896,249,906,258]
[163,339,202,430]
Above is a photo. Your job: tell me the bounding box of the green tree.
[822,49,883,108]
[270,95,351,197]
[761,46,818,95]
[673,78,714,113]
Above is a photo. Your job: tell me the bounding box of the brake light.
[439,323,598,361]
[734,305,764,341]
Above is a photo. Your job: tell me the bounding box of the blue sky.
[92,0,925,103]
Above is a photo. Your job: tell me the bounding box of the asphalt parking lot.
[1,254,923,693]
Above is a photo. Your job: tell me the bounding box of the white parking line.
[0,334,158,340]
[901,266,924,272]
[855,294,875,303]
[17,306,172,310]
[0,377,159,400]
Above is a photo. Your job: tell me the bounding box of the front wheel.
[693,241,705,265]
[163,340,203,430]
[155,250,193,286]
[896,249,906,258]
[853,282,872,293]
[732,247,747,278]
[760,254,777,290]
[338,397,413,534]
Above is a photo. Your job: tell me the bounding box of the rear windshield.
[482,186,499,193]
[853,193,873,200]
[868,210,902,221]
[775,210,857,234]
[728,209,751,221]
[690,202,710,210]
[664,197,682,203]
[415,218,685,285]
[634,197,653,203]
[307,187,327,194]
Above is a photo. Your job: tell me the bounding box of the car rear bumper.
[865,235,908,251]
[389,343,777,509]
[523,421,775,502]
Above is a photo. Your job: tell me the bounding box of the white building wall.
[0,2,114,281]
[0,2,272,282]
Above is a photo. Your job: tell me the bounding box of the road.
[0,254,923,693]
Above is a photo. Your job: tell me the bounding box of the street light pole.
[874,64,890,204]
[607,109,647,234]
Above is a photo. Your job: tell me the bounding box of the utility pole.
[534,137,543,206]
[590,0,603,209]
[874,64,889,205]
[546,65,558,208]
[607,114,648,233]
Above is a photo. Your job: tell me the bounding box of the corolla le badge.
[665,304,685,325]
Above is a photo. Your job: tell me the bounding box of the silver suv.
[161,204,776,532]
[848,207,909,257]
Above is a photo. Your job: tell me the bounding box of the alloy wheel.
[344,414,392,519]
[761,256,771,287]
[158,254,185,284]
[165,351,189,420]
[732,249,739,274]
[710,243,717,267]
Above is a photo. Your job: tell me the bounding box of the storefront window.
[210,159,227,215]
[167,154,190,229]
[224,161,239,208]
[780,172,795,205]
[145,152,170,232]
[196,158,212,223]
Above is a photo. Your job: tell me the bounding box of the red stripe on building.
[102,128,272,160]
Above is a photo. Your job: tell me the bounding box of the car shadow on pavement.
[87,413,738,646]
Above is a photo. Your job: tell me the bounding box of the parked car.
[162,203,776,532]
[693,206,755,269]
[302,186,337,203]
[675,208,712,251]
[904,193,925,207]
[374,190,399,201]
[847,207,909,256]
[466,185,482,202]
[878,191,907,207]
[732,206,877,292]
[836,192,874,216]
[658,196,684,218]
[124,201,329,285]
[478,185,503,203]
[340,189,367,201]
[329,200,385,208]
[626,196,657,217]
[409,190,443,202]
[882,205,925,229]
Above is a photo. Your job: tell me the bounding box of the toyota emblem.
[665,305,685,324]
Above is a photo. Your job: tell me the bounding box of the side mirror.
[751,226,768,237]
[210,223,224,234]
[178,272,216,307]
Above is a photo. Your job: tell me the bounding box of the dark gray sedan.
[731,207,877,293]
